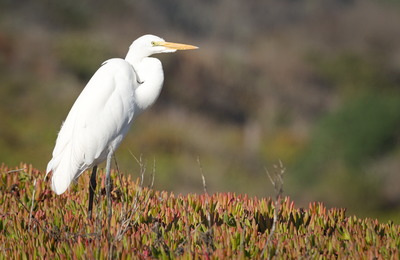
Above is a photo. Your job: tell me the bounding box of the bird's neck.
[125,49,145,66]
[132,58,164,112]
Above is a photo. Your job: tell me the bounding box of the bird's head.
[127,34,198,62]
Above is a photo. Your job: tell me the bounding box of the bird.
[46,34,198,219]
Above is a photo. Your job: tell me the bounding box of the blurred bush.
[55,34,113,81]
[294,93,400,210]
[299,93,400,172]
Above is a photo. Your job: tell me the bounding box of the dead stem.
[28,178,37,229]
[261,160,285,258]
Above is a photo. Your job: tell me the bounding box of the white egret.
[46,34,198,219]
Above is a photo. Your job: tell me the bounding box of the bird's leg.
[132,66,144,84]
[87,165,98,220]
[105,152,113,224]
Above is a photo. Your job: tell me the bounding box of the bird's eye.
[151,41,155,46]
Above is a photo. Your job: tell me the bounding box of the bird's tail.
[46,149,83,195]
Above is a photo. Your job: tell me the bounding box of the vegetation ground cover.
[1,163,398,259]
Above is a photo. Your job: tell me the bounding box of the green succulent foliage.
[1,164,399,259]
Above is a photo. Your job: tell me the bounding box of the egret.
[46,34,198,219]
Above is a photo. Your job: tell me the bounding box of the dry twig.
[197,156,215,256]
[115,153,153,242]
[28,178,37,229]
[261,160,285,258]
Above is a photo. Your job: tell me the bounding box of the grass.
[0,163,399,259]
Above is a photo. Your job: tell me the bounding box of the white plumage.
[47,35,197,197]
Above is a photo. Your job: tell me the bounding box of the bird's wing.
[48,58,137,194]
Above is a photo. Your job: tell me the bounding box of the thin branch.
[28,178,37,229]
[114,154,128,222]
[115,152,154,242]
[149,157,156,189]
[197,156,214,255]
[3,168,27,174]
[197,156,208,194]
[261,160,285,258]
[130,151,146,187]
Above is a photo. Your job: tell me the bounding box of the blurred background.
[0,0,399,222]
